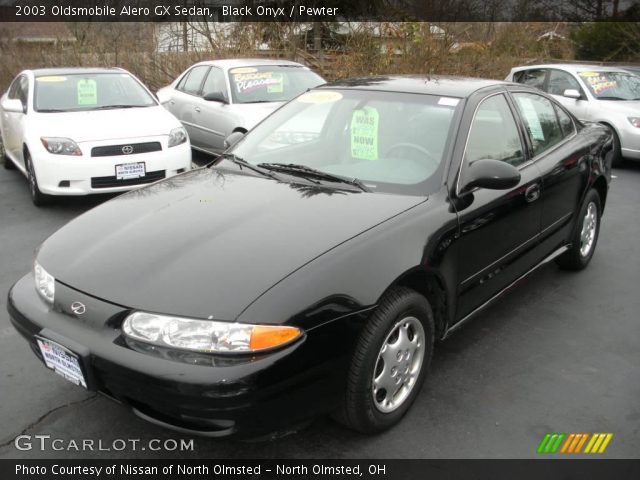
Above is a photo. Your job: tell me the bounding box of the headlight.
[122,311,302,353]
[34,261,55,304]
[168,127,187,147]
[40,137,82,156]
[628,117,640,128]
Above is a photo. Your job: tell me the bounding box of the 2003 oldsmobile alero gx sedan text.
[8,76,612,438]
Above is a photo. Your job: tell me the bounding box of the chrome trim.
[540,211,573,236]
[444,244,571,338]
[181,120,225,138]
[461,233,540,286]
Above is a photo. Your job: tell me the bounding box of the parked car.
[506,64,640,166]
[0,67,191,205]
[157,59,325,155]
[8,76,612,438]
[620,65,640,76]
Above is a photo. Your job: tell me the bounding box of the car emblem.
[122,145,134,155]
[70,301,86,315]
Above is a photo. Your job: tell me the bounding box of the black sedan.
[8,76,612,438]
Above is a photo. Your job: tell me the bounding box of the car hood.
[594,99,640,115]
[37,166,425,321]
[30,106,180,143]
[229,102,285,130]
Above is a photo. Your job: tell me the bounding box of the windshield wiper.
[219,153,279,180]
[36,109,65,113]
[598,96,626,101]
[257,163,370,192]
[92,104,145,110]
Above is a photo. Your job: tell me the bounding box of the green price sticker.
[267,73,284,93]
[77,79,97,106]
[350,107,379,161]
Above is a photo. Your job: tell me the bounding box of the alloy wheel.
[580,202,598,257]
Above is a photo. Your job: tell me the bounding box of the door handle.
[525,183,541,203]
[169,100,175,105]
[194,106,201,113]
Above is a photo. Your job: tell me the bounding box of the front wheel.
[336,287,434,434]
[556,189,601,270]
[25,151,52,206]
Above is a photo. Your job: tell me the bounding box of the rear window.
[228,65,324,104]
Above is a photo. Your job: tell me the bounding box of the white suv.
[0,68,192,205]
[506,64,640,166]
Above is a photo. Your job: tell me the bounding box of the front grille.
[91,170,165,189]
[91,142,162,157]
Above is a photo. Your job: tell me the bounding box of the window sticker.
[297,91,342,104]
[267,73,284,93]
[229,67,258,74]
[36,76,67,83]
[516,97,545,141]
[77,79,97,105]
[583,75,617,95]
[438,97,460,107]
[578,71,600,77]
[233,71,281,94]
[350,107,379,161]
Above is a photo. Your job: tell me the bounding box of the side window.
[513,93,564,156]
[8,75,28,106]
[201,67,226,98]
[513,69,547,90]
[554,104,576,137]
[177,66,209,95]
[548,70,581,96]
[465,95,525,167]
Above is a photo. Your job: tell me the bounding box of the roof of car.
[30,67,127,77]
[511,64,632,74]
[320,75,510,98]
[193,58,306,69]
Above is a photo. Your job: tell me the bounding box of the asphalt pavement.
[1,158,638,459]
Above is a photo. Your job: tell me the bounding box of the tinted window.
[228,65,324,104]
[554,104,575,137]
[178,66,209,95]
[202,67,227,98]
[513,93,564,156]
[513,69,547,90]
[548,70,581,96]
[465,94,524,167]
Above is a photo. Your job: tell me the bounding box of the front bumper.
[31,139,192,196]
[7,274,356,438]
[618,124,640,160]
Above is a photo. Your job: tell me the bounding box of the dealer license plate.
[36,336,87,388]
[115,162,145,180]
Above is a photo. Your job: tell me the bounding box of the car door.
[2,75,29,166]
[167,65,210,150]
[509,90,587,249]
[197,66,232,152]
[453,92,543,320]
[546,69,591,122]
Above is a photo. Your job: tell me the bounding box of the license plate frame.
[115,162,146,180]
[35,335,88,389]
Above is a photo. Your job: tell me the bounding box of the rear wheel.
[556,189,601,270]
[1,137,14,170]
[25,151,52,206]
[336,287,434,434]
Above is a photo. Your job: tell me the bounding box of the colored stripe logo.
[537,433,612,454]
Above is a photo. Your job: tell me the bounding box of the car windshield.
[230,88,461,195]
[227,65,324,104]
[578,71,640,100]
[33,73,157,112]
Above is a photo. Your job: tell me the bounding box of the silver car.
[506,64,640,166]
[157,59,325,155]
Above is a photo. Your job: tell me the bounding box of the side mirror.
[563,89,581,100]
[203,91,228,104]
[2,98,25,113]
[460,159,521,193]
[224,131,245,149]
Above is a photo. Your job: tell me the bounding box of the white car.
[506,64,640,166]
[157,59,324,155]
[0,67,192,205]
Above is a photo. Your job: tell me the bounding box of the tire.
[336,287,435,434]
[1,137,14,170]
[555,189,601,270]
[609,128,624,168]
[25,151,52,206]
